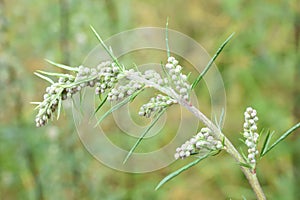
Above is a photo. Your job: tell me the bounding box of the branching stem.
[126,71,266,200]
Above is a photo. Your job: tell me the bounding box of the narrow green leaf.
[93,94,108,116]
[36,70,74,79]
[90,26,122,69]
[186,72,192,80]
[239,138,246,145]
[66,75,97,88]
[240,148,248,162]
[155,153,211,190]
[45,59,79,72]
[123,109,166,164]
[34,72,54,84]
[93,90,141,127]
[48,87,64,120]
[260,130,274,158]
[221,136,225,147]
[191,33,234,89]
[129,88,144,101]
[238,162,252,169]
[57,97,62,120]
[261,122,300,157]
[31,102,42,110]
[165,17,170,58]
[94,97,130,127]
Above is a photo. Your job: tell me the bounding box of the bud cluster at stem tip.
[35,61,119,127]
[165,57,191,101]
[243,107,259,167]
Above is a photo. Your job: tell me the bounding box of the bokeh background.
[1,0,300,199]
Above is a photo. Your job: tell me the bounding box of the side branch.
[180,102,266,200]
[125,72,266,200]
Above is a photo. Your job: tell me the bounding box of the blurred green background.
[1,0,300,199]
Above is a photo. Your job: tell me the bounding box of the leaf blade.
[260,130,274,158]
[93,90,141,127]
[45,59,79,72]
[191,33,234,89]
[36,70,74,79]
[90,26,122,69]
[56,97,62,120]
[155,153,212,190]
[261,122,300,157]
[123,109,166,164]
[93,94,108,116]
[34,72,54,84]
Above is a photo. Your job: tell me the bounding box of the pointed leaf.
[155,153,212,190]
[66,75,97,87]
[261,122,300,157]
[45,59,79,72]
[34,72,54,84]
[57,97,62,120]
[123,109,166,164]
[238,162,252,169]
[90,26,122,69]
[93,94,108,116]
[260,130,274,158]
[240,148,248,162]
[129,88,144,101]
[36,70,74,79]
[93,90,141,127]
[94,98,130,127]
[191,33,234,89]
[31,102,42,110]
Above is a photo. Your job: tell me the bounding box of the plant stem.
[126,72,266,200]
[180,102,266,200]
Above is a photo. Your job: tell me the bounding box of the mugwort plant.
[32,25,300,200]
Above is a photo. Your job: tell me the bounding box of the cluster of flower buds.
[35,75,75,127]
[142,69,168,86]
[35,61,120,127]
[107,79,144,101]
[243,107,259,167]
[107,68,169,102]
[174,127,223,159]
[94,62,120,95]
[165,57,191,101]
[35,56,192,127]
[138,94,177,118]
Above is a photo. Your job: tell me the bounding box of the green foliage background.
[0,0,299,199]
